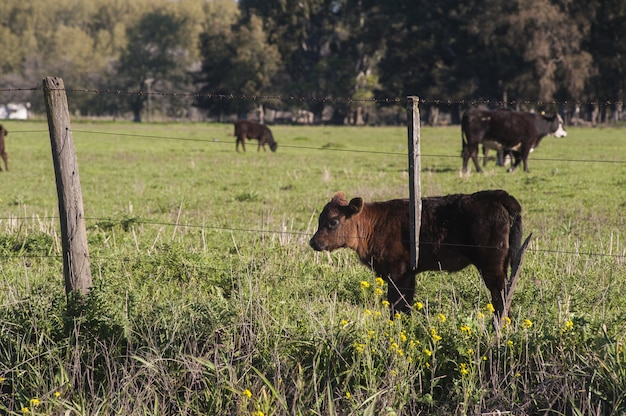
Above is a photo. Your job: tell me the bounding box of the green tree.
[117,10,194,121]
[195,8,281,118]
[495,0,592,102]
[586,0,626,102]
[236,0,385,123]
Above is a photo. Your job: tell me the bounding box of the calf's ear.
[348,197,364,215]
[332,192,347,205]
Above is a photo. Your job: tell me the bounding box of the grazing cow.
[309,190,523,318]
[0,125,8,171]
[233,120,278,152]
[461,109,567,173]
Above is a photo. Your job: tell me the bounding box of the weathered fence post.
[407,96,422,270]
[43,77,92,297]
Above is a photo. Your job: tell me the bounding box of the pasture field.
[0,119,625,415]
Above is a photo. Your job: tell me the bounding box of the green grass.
[0,119,625,415]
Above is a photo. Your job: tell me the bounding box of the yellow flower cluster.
[353,341,366,353]
[21,398,40,414]
[430,328,442,342]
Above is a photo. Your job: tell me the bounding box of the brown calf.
[309,190,523,318]
[0,125,8,171]
[233,120,278,152]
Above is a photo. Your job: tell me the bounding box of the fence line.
[6,128,626,166]
[1,86,625,108]
[0,215,624,261]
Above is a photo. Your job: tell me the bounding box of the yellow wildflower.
[437,313,446,323]
[253,412,265,416]
[374,288,383,296]
[242,389,252,398]
[382,300,390,307]
[353,342,365,353]
[507,340,514,348]
[485,303,495,314]
[459,363,469,376]
[360,280,371,289]
[424,348,432,357]
[414,301,423,310]
[21,407,29,414]
[394,312,402,320]
[29,399,40,407]
[375,277,385,286]
[430,328,442,342]
[563,320,574,332]
[54,391,61,398]
[399,331,407,342]
[345,391,351,399]
[0,377,4,383]
[523,319,533,329]
[460,324,472,335]
[340,319,349,326]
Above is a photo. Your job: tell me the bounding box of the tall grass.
[0,120,625,414]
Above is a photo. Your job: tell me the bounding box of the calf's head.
[309,192,363,252]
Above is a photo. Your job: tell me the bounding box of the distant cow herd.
[461,109,567,173]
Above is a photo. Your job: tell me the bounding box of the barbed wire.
[0,215,624,261]
[7,128,626,165]
[1,86,624,108]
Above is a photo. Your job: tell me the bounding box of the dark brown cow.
[233,120,278,152]
[309,190,523,318]
[461,109,567,173]
[0,125,8,171]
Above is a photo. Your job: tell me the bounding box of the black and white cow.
[461,109,567,173]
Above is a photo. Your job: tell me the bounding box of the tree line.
[1,0,624,124]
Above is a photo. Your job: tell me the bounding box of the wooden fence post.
[407,96,422,270]
[43,77,93,297]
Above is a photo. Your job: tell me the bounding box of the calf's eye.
[328,219,339,229]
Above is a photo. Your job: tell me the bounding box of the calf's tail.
[507,200,523,272]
